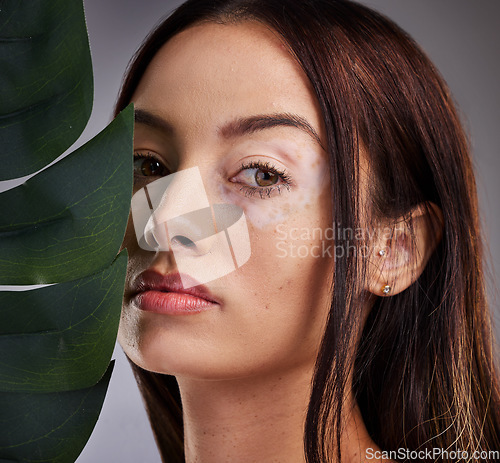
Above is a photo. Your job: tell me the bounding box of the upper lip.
[132,269,220,304]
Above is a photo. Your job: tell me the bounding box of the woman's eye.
[255,169,279,187]
[230,161,292,199]
[133,154,168,177]
[238,167,280,187]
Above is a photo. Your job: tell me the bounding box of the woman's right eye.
[133,153,169,177]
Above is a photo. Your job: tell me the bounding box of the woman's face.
[118,21,334,380]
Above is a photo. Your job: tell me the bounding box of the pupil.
[142,159,161,176]
[255,169,278,187]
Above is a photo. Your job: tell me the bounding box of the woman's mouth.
[131,269,220,315]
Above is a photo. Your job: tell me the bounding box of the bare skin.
[116,21,435,462]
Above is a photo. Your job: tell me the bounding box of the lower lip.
[133,290,217,315]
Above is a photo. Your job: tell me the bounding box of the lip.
[131,269,220,315]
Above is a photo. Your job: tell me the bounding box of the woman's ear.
[365,202,443,297]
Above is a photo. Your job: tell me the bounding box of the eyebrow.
[135,109,174,134]
[219,113,323,147]
[134,109,323,147]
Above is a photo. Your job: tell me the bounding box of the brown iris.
[134,157,167,176]
[255,169,279,187]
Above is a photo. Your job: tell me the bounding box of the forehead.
[131,21,324,141]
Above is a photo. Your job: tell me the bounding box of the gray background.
[11,0,499,461]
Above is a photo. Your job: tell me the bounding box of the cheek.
[117,215,153,362]
[120,218,143,298]
[225,222,334,368]
[242,205,334,312]
[217,186,327,232]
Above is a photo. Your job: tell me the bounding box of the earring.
[379,249,391,295]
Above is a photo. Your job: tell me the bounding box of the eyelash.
[236,160,293,199]
[133,153,293,199]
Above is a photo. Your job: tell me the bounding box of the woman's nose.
[136,166,214,254]
[151,206,217,257]
[131,166,251,287]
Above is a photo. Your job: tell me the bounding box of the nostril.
[171,235,196,248]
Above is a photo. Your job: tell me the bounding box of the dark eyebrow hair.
[219,113,323,147]
[134,109,323,148]
[134,109,174,134]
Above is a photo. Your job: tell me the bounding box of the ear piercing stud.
[378,249,391,294]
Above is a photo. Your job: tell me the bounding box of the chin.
[118,323,226,379]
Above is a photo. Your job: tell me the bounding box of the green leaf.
[0,362,114,463]
[0,105,133,285]
[0,252,127,393]
[0,0,134,461]
[0,0,93,181]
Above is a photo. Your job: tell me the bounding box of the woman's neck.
[177,365,310,463]
[176,365,382,463]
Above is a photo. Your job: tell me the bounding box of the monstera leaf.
[0,1,133,461]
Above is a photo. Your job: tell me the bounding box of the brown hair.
[115,1,500,461]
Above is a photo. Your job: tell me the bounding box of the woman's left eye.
[230,161,292,199]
